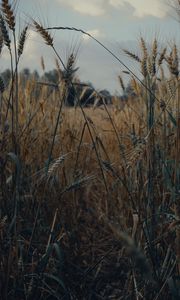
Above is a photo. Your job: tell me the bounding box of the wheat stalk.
[1,0,15,31]
[123,49,141,63]
[63,53,76,82]
[18,26,28,58]
[158,48,167,66]
[125,138,147,168]
[47,154,67,179]
[131,77,141,96]
[0,76,5,93]
[151,38,157,76]
[40,56,45,71]
[0,14,11,50]
[140,37,148,59]
[61,174,95,194]
[166,49,179,77]
[0,29,3,54]
[141,57,148,78]
[33,20,53,47]
[140,37,148,77]
[118,75,125,92]
[172,44,179,77]
[147,56,152,76]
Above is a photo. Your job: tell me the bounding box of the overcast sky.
[1,0,179,92]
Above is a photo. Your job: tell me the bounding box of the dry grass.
[0,3,180,299]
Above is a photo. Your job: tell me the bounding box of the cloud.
[57,0,168,18]
[110,0,168,18]
[57,0,105,16]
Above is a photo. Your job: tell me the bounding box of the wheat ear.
[1,0,15,31]
[18,26,28,57]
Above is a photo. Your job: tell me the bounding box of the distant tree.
[22,68,31,78]
[32,70,40,80]
[43,69,59,83]
[99,89,112,102]
[64,82,95,107]
[1,69,11,86]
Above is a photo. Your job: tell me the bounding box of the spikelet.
[173,44,178,64]
[65,53,75,79]
[62,174,95,194]
[18,26,28,57]
[40,56,45,71]
[140,37,148,78]
[1,0,15,31]
[167,80,176,98]
[158,48,166,66]
[151,38,157,76]
[126,138,147,168]
[47,154,66,179]
[118,75,125,92]
[166,51,173,64]
[166,48,179,77]
[0,29,3,54]
[122,70,130,75]
[0,75,5,93]
[152,38,157,59]
[63,53,78,83]
[172,44,179,77]
[141,57,148,78]
[79,86,89,102]
[131,77,141,96]
[140,37,148,59]
[123,49,141,63]
[147,56,152,76]
[0,14,11,49]
[33,20,53,47]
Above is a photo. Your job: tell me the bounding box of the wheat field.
[0,1,180,299]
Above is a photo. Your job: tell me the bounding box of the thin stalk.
[4,49,14,147]
[46,86,64,173]
[52,46,110,211]
[175,77,180,273]
[13,30,19,154]
[73,121,87,177]
[147,76,156,258]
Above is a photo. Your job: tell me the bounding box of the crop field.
[0,1,180,299]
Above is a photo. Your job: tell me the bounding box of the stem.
[52,46,110,213]
[13,30,19,154]
[175,77,180,273]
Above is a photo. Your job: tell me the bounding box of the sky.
[1,0,180,93]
